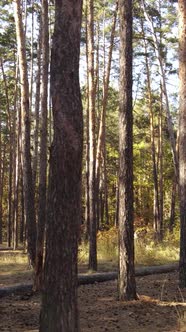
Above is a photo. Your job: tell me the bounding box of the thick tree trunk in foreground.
[178,0,186,288]
[39,1,83,331]
[0,119,2,244]
[14,0,36,267]
[118,0,137,301]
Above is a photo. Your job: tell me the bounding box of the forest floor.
[0,251,186,331]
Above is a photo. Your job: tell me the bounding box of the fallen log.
[78,262,178,285]
[0,262,178,298]
[0,283,33,298]
[135,262,178,276]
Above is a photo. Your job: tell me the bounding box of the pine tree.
[39,0,83,330]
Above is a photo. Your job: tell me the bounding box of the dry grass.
[0,227,179,284]
[78,227,179,267]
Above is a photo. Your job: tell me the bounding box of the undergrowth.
[78,226,179,266]
[0,227,179,268]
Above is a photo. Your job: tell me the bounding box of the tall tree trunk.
[142,32,161,241]
[34,0,49,291]
[169,175,177,233]
[29,0,34,114]
[102,147,109,226]
[0,146,6,244]
[13,143,19,250]
[115,179,119,227]
[158,90,164,238]
[118,0,137,301]
[14,0,36,267]
[48,4,53,147]
[84,92,90,240]
[87,0,97,271]
[178,0,186,288]
[95,2,118,227]
[142,0,179,185]
[157,1,164,240]
[33,20,42,193]
[18,102,25,245]
[12,59,19,250]
[94,21,100,230]
[39,0,83,331]
[84,2,90,240]
[0,115,2,244]
[20,167,25,245]
[0,58,13,247]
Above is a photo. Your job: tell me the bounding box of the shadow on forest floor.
[0,272,186,331]
[0,249,185,331]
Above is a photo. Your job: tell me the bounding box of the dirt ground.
[1,263,186,332]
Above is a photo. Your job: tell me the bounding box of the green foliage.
[0,0,180,246]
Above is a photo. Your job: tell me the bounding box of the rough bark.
[34,0,49,292]
[118,0,137,301]
[20,168,25,244]
[14,0,36,267]
[0,147,6,244]
[87,0,97,271]
[39,1,83,331]
[84,94,90,240]
[178,0,186,288]
[115,180,119,227]
[169,176,177,233]
[0,117,2,244]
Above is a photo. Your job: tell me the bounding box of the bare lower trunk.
[178,0,186,288]
[14,0,36,267]
[158,92,164,239]
[87,0,97,271]
[118,0,137,301]
[34,0,49,291]
[169,176,177,233]
[0,118,2,244]
[39,1,83,331]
